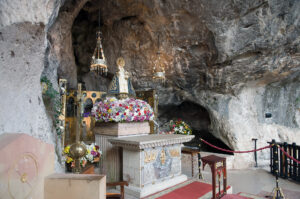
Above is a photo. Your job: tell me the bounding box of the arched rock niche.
[159,101,233,154]
[44,0,300,169]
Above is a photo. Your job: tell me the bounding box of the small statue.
[107,57,135,99]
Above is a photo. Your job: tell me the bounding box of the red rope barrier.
[201,138,300,165]
[200,138,272,153]
[277,145,300,164]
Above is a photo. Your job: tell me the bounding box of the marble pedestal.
[44,174,106,199]
[94,122,150,182]
[109,134,194,198]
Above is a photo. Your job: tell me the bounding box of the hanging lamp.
[153,35,166,83]
[90,9,108,75]
[153,50,166,83]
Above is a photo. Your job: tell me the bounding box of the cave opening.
[159,101,233,155]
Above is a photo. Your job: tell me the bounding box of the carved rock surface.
[0,0,299,169]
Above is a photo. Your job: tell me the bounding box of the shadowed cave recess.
[159,101,233,155]
[71,0,233,154]
[45,0,300,168]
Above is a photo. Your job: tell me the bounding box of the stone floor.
[107,152,300,198]
[202,168,300,195]
[109,168,300,199]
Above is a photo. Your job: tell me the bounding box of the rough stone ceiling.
[54,0,299,96]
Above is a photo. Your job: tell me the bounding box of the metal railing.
[269,139,300,182]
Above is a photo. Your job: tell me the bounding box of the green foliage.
[40,76,63,136]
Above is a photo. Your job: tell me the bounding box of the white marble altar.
[109,134,194,198]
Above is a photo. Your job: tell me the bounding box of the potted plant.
[169,119,192,135]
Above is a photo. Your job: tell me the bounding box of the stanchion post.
[283,142,288,179]
[252,138,258,167]
[272,142,285,199]
[271,140,276,174]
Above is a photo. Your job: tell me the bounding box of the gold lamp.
[153,50,166,84]
[90,9,108,75]
[153,34,166,84]
[90,31,108,75]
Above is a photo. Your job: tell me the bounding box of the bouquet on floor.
[169,119,192,135]
[63,142,101,168]
[92,97,154,122]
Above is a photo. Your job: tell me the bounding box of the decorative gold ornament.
[90,31,108,75]
[153,50,166,84]
[20,173,27,183]
[160,149,166,165]
[169,149,180,157]
[144,150,157,163]
[69,142,87,173]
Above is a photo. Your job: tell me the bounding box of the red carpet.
[155,181,212,199]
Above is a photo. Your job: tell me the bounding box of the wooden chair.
[106,181,129,199]
[81,165,128,199]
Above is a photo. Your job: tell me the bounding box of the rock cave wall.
[0,0,64,171]
[0,0,299,170]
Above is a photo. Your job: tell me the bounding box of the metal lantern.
[153,50,166,84]
[90,31,108,75]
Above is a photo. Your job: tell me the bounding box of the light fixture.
[153,34,166,84]
[153,50,166,84]
[90,9,108,75]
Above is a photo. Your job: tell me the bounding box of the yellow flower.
[66,156,73,163]
[87,149,91,154]
[64,145,70,154]
[108,109,112,113]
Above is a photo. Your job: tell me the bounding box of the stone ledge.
[109,134,194,150]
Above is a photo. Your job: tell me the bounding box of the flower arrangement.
[169,119,192,135]
[92,97,154,122]
[63,142,101,169]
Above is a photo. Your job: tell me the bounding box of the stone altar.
[109,134,194,198]
[94,122,150,182]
